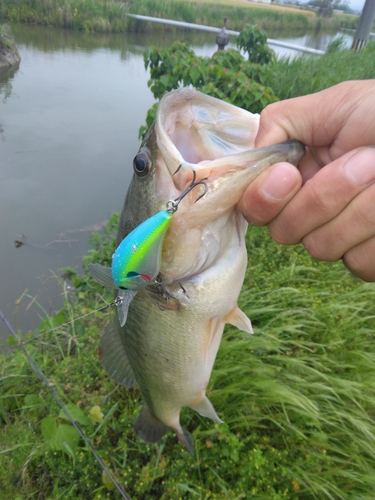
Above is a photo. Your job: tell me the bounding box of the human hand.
[239,80,375,281]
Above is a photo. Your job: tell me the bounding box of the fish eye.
[133,153,150,177]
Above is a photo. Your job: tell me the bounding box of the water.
[0,23,355,341]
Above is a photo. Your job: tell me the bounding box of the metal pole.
[126,14,325,55]
[352,0,375,51]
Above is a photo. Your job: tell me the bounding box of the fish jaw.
[160,140,305,283]
[155,88,260,190]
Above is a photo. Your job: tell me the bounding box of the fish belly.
[121,226,248,429]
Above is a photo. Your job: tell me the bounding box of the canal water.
[0,23,358,340]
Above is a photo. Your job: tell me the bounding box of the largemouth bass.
[93,88,305,454]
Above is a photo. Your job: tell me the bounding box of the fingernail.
[260,163,298,200]
[344,148,375,186]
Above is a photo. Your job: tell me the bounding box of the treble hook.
[166,169,208,214]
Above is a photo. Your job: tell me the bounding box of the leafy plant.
[140,26,279,138]
[236,23,276,64]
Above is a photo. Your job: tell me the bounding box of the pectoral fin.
[224,305,253,334]
[99,318,137,387]
[116,289,137,327]
[189,395,223,423]
[87,263,116,288]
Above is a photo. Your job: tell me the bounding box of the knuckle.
[352,205,375,229]
[302,234,336,262]
[268,221,299,245]
[343,242,375,282]
[343,251,363,277]
[305,179,340,218]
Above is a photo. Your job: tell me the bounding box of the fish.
[91,88,305,454]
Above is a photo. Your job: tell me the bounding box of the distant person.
[238,80,375,282]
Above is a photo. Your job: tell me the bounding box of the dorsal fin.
[99,318,137,387]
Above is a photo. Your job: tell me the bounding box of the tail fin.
[177,428,194,456]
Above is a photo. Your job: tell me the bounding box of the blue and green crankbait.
[88,172,207,326]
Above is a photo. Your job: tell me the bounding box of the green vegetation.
[271,40,375,100]
[2,212,375,499]
[0,0,357,33]
[139,33,277,138]
[0,23,17,51]
[2,22,375,500]
[139,35,375,137]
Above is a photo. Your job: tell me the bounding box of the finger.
[254,87,348,149]
[302,175,375,262]
[238,162,301,226]
[343,235,375,282]
[268,148,375,245]
[255,81,375,159]
[297,147,326,183]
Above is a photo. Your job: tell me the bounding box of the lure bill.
[90,88,306,454]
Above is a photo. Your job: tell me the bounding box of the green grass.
[270,40,375,100]
[0,0,357,34]
[2,212,375,499]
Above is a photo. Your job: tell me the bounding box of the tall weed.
[0,0,355,33]
[1,218,375,499]
[270,41,375,99]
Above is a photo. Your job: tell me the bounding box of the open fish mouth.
[155,88,260,189]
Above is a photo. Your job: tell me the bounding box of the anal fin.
[224,304,253,334]
[99,317,137,387]
[134,404,169,444]
[189,395,223,424]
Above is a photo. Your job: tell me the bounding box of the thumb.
[254,81,364,150]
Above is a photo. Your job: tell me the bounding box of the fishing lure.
[88,172,207,326]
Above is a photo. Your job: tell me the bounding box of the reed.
[0,0,355,34]
[271,41,375,100]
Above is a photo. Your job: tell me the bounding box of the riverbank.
[0,24,20,73]
[0,0,359,34]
